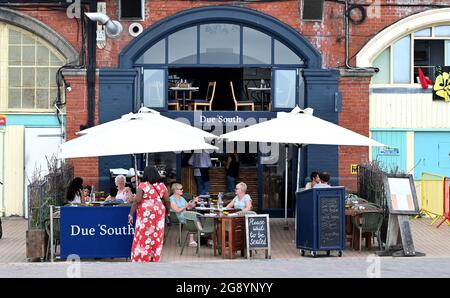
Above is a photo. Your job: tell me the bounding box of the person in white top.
[305,171,321,190]
[106,175,134,203]
[226,182,252,211]
[313,172,332,188]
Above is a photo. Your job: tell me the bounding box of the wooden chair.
[190,81,216,111]
[230,81,254,111]
[168,87,193,111]
[168,99,180,111]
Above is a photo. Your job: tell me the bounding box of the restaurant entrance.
[103,6,340,217]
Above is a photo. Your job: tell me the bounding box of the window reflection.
[136,39,166,64]
[274,40,304,65]
[274,69,296,108]
[144,69,165,108]
[243,27,271,64]
[168,27,197,64]
[200,24,240,64]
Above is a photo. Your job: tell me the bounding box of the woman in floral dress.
[128,166,170,262]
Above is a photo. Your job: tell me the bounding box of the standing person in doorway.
[188,153,203,195]
[225,151,240,193]
[128,166,170,262]
[188,151,212,195]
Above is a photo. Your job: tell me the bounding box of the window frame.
[370,24,450,86]
[133,23,305,110]
[1,23,66,113]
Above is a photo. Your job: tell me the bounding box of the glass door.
[259,144,294,217]
[272,68,299,110]
[142,68,167,109]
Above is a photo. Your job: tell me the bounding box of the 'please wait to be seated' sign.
[245,214,271,259]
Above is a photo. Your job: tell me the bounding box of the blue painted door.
[415,132,450,178]
[438,142,450,169]
[371,131,407,173]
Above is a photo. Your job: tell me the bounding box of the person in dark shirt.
[225,152,240,193]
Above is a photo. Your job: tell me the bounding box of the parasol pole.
[284,144,289,230]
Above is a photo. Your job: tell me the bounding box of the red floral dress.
[131,182,167,262]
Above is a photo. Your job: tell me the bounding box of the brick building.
[0,0,449,217]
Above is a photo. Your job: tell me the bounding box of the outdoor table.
[248,87,271,111]
[169,86,199,110]
[200,213,245,259]
[194,206,235,213]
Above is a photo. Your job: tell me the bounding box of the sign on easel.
[245,214,271,259]
[378,174,424,257]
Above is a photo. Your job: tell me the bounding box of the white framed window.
[371,24,450,85]
[0,24,65,112]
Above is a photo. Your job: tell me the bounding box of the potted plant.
[26,156,73,261]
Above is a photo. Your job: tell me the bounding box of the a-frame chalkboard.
[245,214,271,259]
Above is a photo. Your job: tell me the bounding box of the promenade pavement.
[1,216,449,278]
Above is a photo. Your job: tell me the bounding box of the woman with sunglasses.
[170,183,199,247]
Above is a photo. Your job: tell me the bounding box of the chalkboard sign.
[245,214,271,259]
[319,196,341,248]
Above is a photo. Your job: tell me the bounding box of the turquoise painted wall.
[2,114,65,128]
[371,131,407,173]
[415,132,450,178]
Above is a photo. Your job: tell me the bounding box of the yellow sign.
[350,164,358,175]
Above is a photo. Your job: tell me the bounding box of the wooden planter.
[26,229,46,261]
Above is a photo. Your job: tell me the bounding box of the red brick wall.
[13,1,432,69]
[64,74,99,189]
[9,1,444,191]
[338,74,372,192]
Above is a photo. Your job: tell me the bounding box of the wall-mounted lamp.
[85,12,123,39]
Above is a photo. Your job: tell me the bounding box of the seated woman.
[106,175,134,203]
[170,183,199,247]
[226,182,252,211]
[305,171,320,190]
[66,177,83,204]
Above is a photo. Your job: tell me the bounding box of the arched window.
[371,25,450,85]
[0,23,65,111]
[133,24,304,66]
[357,8,450,86]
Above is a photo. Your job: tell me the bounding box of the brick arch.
[357,8,450,67]
[119,5,322,69]
[0,7,79,63]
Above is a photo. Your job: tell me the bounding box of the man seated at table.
[313,171,331,188]
[170,183,199,247]
[226,182,252,211]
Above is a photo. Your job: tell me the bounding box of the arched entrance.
[100,6,339,216]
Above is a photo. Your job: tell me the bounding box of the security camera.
[66,84,72,92]
[85,12,123,39]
